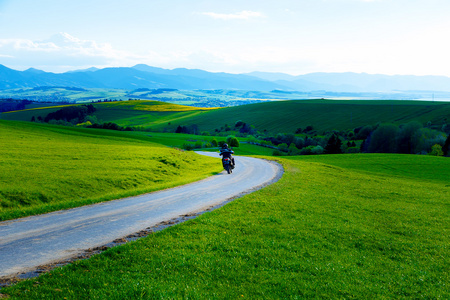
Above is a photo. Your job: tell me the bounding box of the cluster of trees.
[212,120,259,135]
[247,133,350,156]
[202,120,449,157]
[87,122,137,132]
[32,104,148,132]
[175,125,199,134]
[257,121,449,156]
[32,104,96,124]
[360,122,448,155]
[0,99,32,112]
[181,135,240,151]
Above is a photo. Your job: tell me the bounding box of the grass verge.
[2,154,449,298]
[0,120,222,221]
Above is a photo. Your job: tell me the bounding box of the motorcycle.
[222,157,234,174]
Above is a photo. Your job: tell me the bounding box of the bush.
[272,149,284,156]
[76,121,93,127]
[311,145,324,155]
[210,139,218,147]
[226,136,240,148]
[355,125,373,140]
[300,146,314,155]
[413,128,446,154]
[278,143,289,152]
[182,143,195,151]
[368,124,399,153]
[288,143,300,156]
[294,137,305,149]
[346,147,360,154]
[429,144,444,156]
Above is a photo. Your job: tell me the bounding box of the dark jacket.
[219,148,234,158]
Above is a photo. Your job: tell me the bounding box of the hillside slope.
[160,100,450,134]
[2,99,449,134]
[0,120,221,221]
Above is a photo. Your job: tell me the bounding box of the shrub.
[226,136,240,147]
[300,146,314,155]
[76,121,93,127]
[210,139,218,147]
[294,137,305,149]
[355,125,373,140]
[413,128,446,154]
[311,145,324,155]
[368,124,399,153]
[429,144,444,156]
[288,143,300,156]
[272,149,284,156]
[182,143,195,151]
[346,147,360,154]
[278,143,289,152]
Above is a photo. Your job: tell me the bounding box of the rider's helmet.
[222,143,228,148]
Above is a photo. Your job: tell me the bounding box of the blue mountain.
[2,64,450,92]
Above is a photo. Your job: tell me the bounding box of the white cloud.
[201,10,264,20]
[0,33,143,72]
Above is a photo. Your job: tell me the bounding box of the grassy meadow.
[2,154,449,298]
[1,99,449,298]
[0,120,222,221]
[151,99,450,134]
[2,100,450,135]
[0,100,214,130]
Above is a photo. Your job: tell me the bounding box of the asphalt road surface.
[0,152,283,279]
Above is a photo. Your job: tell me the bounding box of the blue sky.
[1,0,450,76]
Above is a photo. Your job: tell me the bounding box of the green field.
[0,100,214,130]
[162,99,450,134]
[1,99,449,298]
[2,154,448,298]
[0,120,223,221]
[3,99,450,135]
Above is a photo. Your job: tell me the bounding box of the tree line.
[181,119,449,156]
[0,99,33,112]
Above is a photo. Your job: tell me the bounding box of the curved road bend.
[0,152,283,278]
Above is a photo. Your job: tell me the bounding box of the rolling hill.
[2,99,449,135]
[149,99,450,134]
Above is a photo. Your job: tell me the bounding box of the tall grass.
[0,120,222,221]
[3,154,448,298]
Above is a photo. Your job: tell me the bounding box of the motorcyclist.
[219,143,235,168]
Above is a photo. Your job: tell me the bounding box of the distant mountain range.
[2,64,450,92]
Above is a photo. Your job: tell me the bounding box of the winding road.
[0,152,283,279]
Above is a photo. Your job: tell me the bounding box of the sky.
[1,0,450,76]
